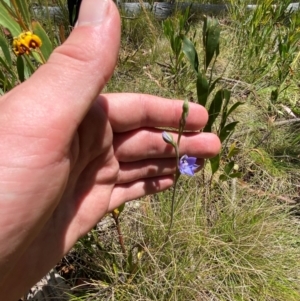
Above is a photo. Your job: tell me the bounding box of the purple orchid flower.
[179,155,200,176]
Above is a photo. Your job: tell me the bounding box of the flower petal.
[179,155,199,176]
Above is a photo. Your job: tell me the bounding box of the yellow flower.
[12,31,42,56]
[113,208,120,215]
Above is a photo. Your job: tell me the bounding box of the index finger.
[99,93,209,132]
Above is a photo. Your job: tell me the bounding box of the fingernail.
[77,0,110,26]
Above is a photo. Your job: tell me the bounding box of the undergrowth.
[69,2,300,300]
[1,0,300,300]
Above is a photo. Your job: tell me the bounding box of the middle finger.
[113,128,220,162]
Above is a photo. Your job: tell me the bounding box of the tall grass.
[72,2,300,300]
[1,0,300,300]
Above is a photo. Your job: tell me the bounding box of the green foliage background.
[1,0,300,300]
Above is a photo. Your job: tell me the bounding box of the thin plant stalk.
[167,99,189,236]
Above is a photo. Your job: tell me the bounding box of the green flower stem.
[166,99,189,237]
[112,211,126,255]
[168,144,181,234]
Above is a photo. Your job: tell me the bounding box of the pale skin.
[0,0,221,300]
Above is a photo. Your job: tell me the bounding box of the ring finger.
[117,157,205,184]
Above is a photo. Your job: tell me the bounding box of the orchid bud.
[162,131,175,146]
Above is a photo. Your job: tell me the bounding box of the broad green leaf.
[23,54,36,75]
[224,161,234,175]
[220,171,242,181]
[229,172,242,179]
[222,89,231,108]
[219,174,228,181]
[31,51,43,64]
[0,1,16,18]
[210,154,220,175]
[32,21,53,61]
[0,3,21,37]
[226,101,243,119]
[203,16,220,71]
[219,121,239,143]
[16,55,25,82]
[196,72,209,107]
[0,34,12,67]
[204,89,224,132]
[182,36,198,73]
[208,76,221,96]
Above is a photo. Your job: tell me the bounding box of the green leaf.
[0,1,16,18]
[164,20,173,37]
[219,174,228,182]
[229,172,242,179]
[208,76,221,96]
[219,121,239,143]
[204,89,224,132]
[220,171,242,181]
[1,0,11,5]
[118,203,126,215]
[112,263,118,275]
[222,89,231,109]
[0,2,21,37]
[0,34,12,67]
[0,56,15,77]
[226,101,244,119]
[224,161,234,175]
[127,249,133,269]
[182,36,199,73]
[196,72,209,107]
[210,154,220,175]
[219,89,231,129]
[32,21,53,61]
[203,16,220,71]
[228,142,240,159]
[173,35,182,56]
[16,55,25,82]
[31,51,43,64]
[23,54,36,75]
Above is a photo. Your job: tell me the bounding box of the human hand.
[0,0,220,299]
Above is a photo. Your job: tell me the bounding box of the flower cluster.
[12,31,42,56]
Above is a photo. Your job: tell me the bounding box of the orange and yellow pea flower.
[13,31,42,56]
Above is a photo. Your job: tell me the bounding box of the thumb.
[2,0,120,133]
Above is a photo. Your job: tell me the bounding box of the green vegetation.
[1,0,300,300]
